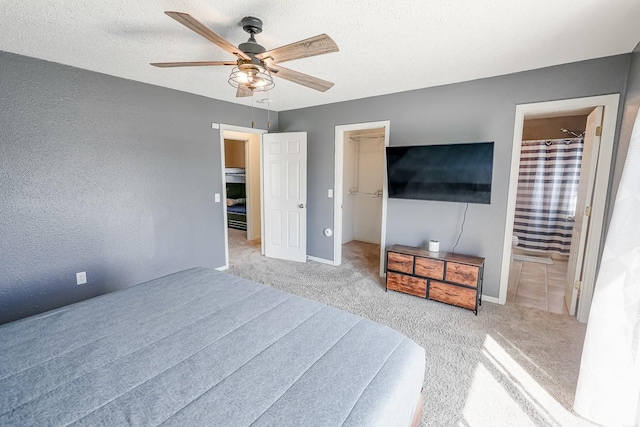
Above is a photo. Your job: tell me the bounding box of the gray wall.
[279,55,630,299]
[610,42,640,213]
[1,47,635,323]
[0,51,277,324]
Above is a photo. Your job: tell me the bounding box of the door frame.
[334,120,390,276]
[219,124,268,271]
[499,94,620,322]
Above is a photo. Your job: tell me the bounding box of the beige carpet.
[227,229,596,427]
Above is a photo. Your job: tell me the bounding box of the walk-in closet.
[341,128,385,245]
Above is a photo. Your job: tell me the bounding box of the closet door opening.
[334,122,389,275]
[342,129,385,244]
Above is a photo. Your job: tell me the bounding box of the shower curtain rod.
[561,128,585,138]
[523,138,583,145]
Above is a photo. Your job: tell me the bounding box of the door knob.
[299,203,305,208]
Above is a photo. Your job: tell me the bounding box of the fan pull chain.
[267,92,271,129]
[251,91,255,129]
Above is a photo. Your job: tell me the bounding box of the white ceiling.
[1,0,639,112]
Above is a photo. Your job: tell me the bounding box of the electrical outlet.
[76,271,87,285]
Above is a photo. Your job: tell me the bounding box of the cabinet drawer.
[387,272,426,298]
[445,263,479,288]
[429,281,476,310]
[387,252,414,274]
[415,257,444,280]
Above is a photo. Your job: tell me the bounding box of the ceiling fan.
[151,12,339,97]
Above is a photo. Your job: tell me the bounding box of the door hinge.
[595,126,602,137]
[574,280,582,290]
[585,206,591,217]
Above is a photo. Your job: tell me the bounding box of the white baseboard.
[216,265,229,271]
[481,295,501,304]
[307,256,334,266]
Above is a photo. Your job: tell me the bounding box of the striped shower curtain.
[513,138,583,255]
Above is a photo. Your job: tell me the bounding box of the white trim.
[215,265,228,271]
[333,129,344,267]
[221,124,268,133]
[500,94,620,324]
[244,139,253,241]
[307,255,334,265]
[334,121,391,276]
[260,136,265,256]
[481,295,500,304]
[219,124,268,271]
[219,131,229,271]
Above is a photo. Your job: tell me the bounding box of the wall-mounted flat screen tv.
[386,142,494,204]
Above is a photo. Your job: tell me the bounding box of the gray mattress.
[0,268,425,426]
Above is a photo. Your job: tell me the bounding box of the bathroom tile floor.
[508,257,569,315]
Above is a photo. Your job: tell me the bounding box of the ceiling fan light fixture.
[228,64,274,92]
[154,12,337,96]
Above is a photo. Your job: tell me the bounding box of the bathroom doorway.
[508,114,588,315]
[500,94,619,322]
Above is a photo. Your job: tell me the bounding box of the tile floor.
[508,256,569,315]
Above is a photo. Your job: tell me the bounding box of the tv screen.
[386,142,494,204]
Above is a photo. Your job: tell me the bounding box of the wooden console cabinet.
[385,244,485,314]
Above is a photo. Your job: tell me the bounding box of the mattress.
[227,205,247,214]
[0,268,425,426]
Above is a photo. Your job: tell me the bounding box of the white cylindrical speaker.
[428,240,440,252]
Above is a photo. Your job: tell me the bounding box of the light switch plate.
[328,189,333,198]
[76,271,87,285]
[215,193,221,203]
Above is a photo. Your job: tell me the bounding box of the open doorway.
[219,125,308,268]
[500,94,620,323]
[508,114,588,315]
[334,121,390,277]
[220,126,266,270]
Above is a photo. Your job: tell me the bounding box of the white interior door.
[565,106,603,314]
[262,132,307,262]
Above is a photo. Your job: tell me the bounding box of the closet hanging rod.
[348,188,383,198]
[349,135,385,141]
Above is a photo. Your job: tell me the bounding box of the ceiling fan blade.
[256,34,338,64]
[269,65,334,92]
[236,86,253,97]
[165,11,250,60]
[151,61,237,68]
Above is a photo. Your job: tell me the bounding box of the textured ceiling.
[1,0,639,111]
